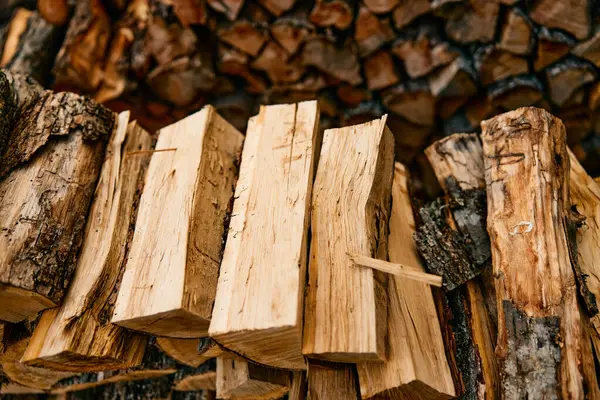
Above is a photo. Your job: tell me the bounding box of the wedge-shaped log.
[481,107,584,398]
[0,71,114,323]
[216,357,290,400]
[303,115,394,363]
[209,101,320,370]
[112,105,244,337]
[156,338,209,368]
[21,113,151,371]
[357,163,455,399]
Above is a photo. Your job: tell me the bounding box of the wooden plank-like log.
[216,357,290,400]
[0,70,114,323]
[209,101,319,370]
[357,163,455,399]
[302,115,394,363]
[156,338,210,368]
[21,113,150,372]
[481,107,584,398]
[307,360,359,399]
[112,105,244,338]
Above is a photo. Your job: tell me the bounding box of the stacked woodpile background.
[1,0,600,198]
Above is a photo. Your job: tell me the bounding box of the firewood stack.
[1,56,600,399]
[1,0,600,190]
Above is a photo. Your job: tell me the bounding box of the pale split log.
[302,115,394,363]
[0,70,114,323]
[216,357,290,400]
[112,105,244,338]
[348,254,442,287]
[357,163,454,399]
[156,338,210,368]
[307,360,359,399]
[209,101,320,370]
[21,113,150,372]
[568,150,600,337]
[481,107,584,398]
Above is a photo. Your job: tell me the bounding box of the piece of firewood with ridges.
[216,357,290,400]
[20,113,150,372]
[0,70,114,323]
[481,107,585,398]
[111,105,244,338]
[209,101,320,370]
[417,133,500,399]
[307,359,359,399]
[357,163,455,399]
[302,115,394,363]
[173,359,217,392]
[156,338,211,368]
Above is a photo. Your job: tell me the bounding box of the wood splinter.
[348,253,443,287]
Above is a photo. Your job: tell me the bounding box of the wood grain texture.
[0,70,114,323]
[156,338,209,368]
[307,360,359,400]
[21,113,150,372]
[302,115,394,363]
[112,105,243,338]
[357,163,454,399]
[481,107,584,399]
[216,357,290,400]
[209,101,320,370]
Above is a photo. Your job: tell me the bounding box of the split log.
[156,338,210,368]
[498,8,532,55]
[307,360,359,400]
[382,81,435,126]
[356,163,455,399]
[391,22,458,79]
[1,8,64,85]
[251,41,305,83]
[218,45,268,94]
[568,151,600,336]
[364,0,398,14]
[487,75,544,111]
[21,113,150,372]
[301,38,362,85]
[309,0,354,30]
[363,50,398,90]
[572,29,600,66]
[63,373,176,400]
[218,19,268,57]
[209,101,319,370]
[50,339,179,394]
[417,133,500,399]
[288,371,307,400]
[173,360,217,392]
[474,46,529,86]
[206,0,244,20]
[481,107,585,398]
[355,5,394,57]
[198,338,226,359]
[0,70,114,323]
[258,0,296,16]
[169,0,209,26]
[428,57,477,99]
[303,116,394,363]
[534,28,574,71]
[216,357,290,400]
[392,0,430,30]
[529,0,590,40]
[112,106,244,338]
[444,0,499,44]
[52,0,111,93]
[270,4,314,56]
[546,58,596,106]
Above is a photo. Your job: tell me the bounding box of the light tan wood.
[481,107,584,398]
[288,371,307,400]
[199,338,226,359]
[174,371,217,391]
[302,116,394,363]
[112,105,244,338]
[216,357,290,400]
[357,163,455,399]
[156,338,209,367]
[348,253,442,287]
[21,113,150,372]
[209,101,320,370]
[0,383,45,394]
[1,8,33,66]
[568,150,600,337]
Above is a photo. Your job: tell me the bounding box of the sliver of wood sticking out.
[348,253,443,287]
[111,105,244,338]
